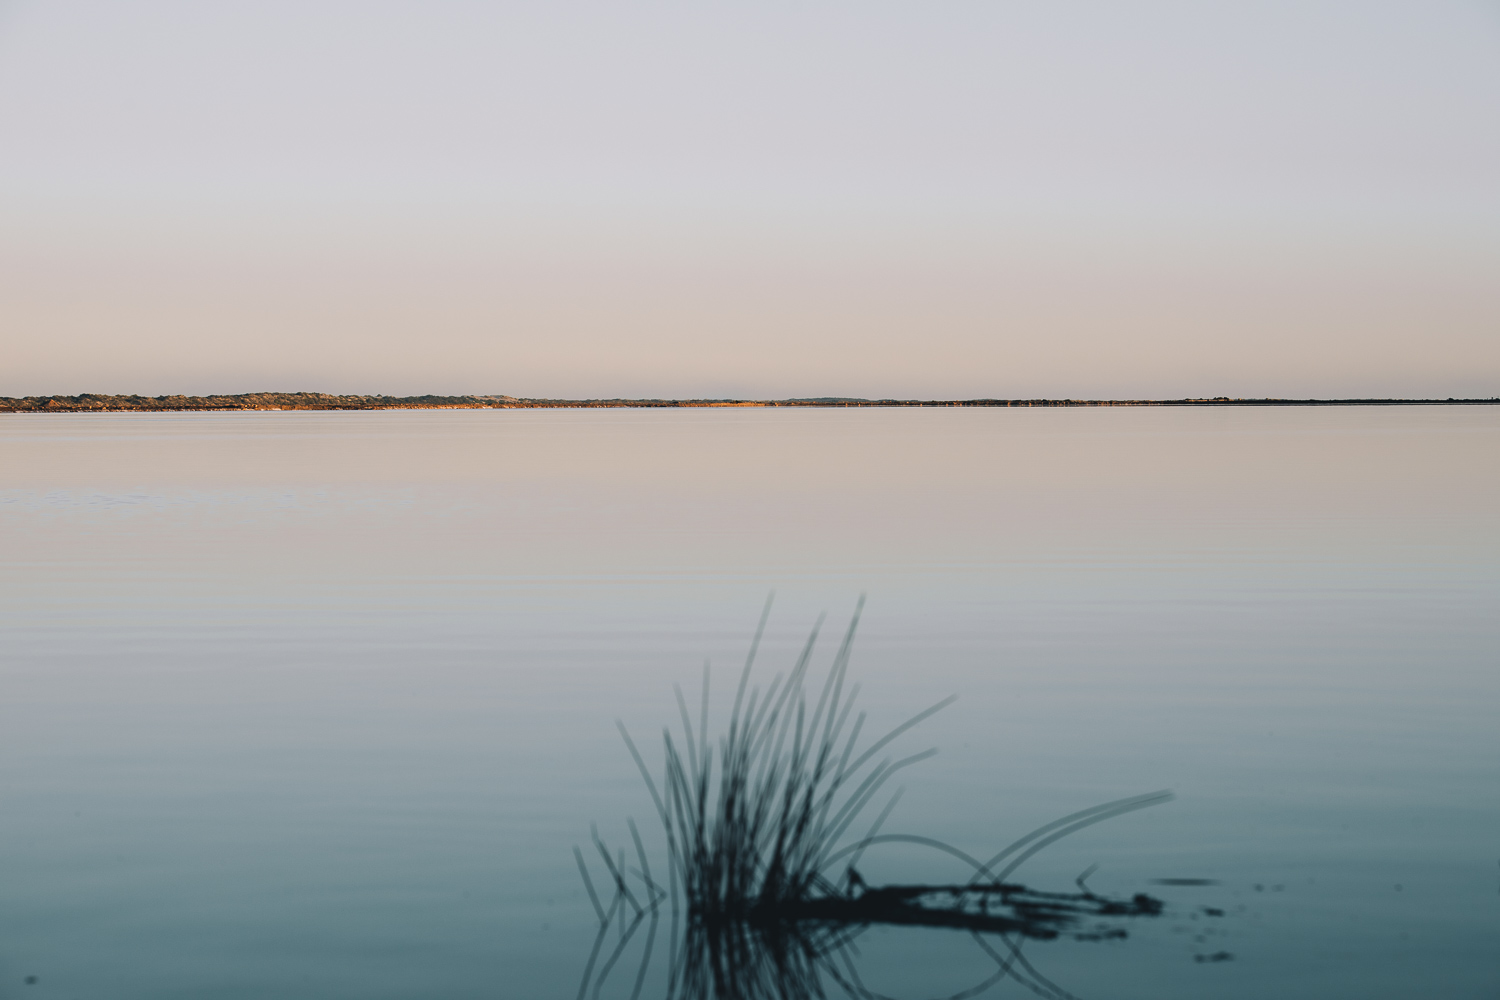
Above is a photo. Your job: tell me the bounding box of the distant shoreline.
[3,392,1498,413]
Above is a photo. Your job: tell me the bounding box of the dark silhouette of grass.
[577,598,1173,999]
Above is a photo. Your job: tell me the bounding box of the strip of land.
[2,392,1496,412]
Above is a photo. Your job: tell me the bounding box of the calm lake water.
[1,406,1496,999]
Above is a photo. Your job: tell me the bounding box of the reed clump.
[576,600,1174,999]
[616,598,956,927]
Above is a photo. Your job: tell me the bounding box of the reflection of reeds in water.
[577,599,1172,1000]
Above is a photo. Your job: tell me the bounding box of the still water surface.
[1,407,1496,998]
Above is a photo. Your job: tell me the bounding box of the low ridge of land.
[2,392,1496,413]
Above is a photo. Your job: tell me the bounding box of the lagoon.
[1,406,1496,998]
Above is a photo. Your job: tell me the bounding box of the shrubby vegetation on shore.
[4,392,1495,412]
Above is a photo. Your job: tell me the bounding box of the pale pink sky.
[1,2,1497,399]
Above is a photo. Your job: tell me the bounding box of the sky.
[1,1,1497,400]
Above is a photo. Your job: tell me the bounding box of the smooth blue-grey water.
[1,406,1496,999]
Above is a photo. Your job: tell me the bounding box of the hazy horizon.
[3,2,1498,399]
